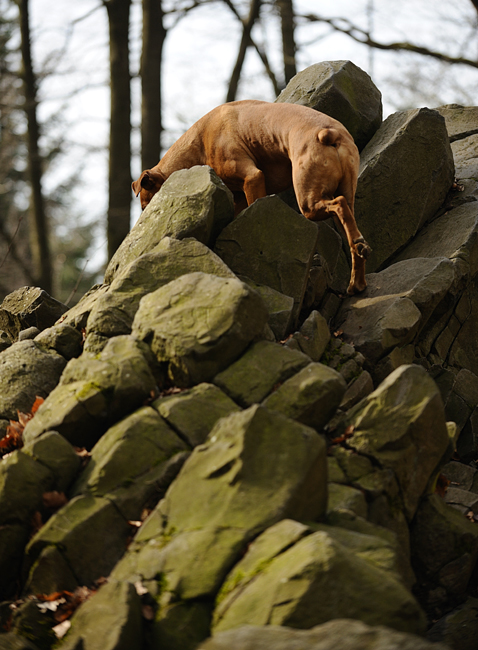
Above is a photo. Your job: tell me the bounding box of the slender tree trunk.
[277,0,296,84]
[141,0,166,170]
[226,0,262,102]
[104,0,132,261]
[17,0,52,292]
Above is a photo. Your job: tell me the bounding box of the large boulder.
[112,405,327,600]
[355,108,455,272]
[22,335,157,449]
[343,365,451,521]
[105,166,234,282]
[0,340,67,420]
[276,60,382,150]
[87,237,235,339]
[132,272,268,387]
[214,196,319,326]
[212,524,426,635]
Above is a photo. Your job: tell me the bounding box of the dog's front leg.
[242,168,267,206]
[314,196,371,295]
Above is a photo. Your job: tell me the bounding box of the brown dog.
[132,100,370,294]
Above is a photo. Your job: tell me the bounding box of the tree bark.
[140,0,166,170]
[277,0,296,84]
[226,0,262,102]
[104,0,132,261]
[17,0,52,292]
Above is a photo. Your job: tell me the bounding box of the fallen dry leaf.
[0,396,44,458]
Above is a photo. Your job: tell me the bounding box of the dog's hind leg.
[312,195,371,295]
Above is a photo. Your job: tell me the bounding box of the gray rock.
[262,362,347,429]
[410,494,478,602]
[56,580,143,650]
[0,525,29,600]
[18,326,40,340]
[132,272,268,387]
[0,450,54,591]
[34,323,83,360]
[238,276,294,340]
[395,201,478,278]
[0,330,12,351]
[327,482,368,518]
[105,166,234,282]
[154,383,240,447]
[344,365,451,521]
[336,257,457,365]
[428,596,478,650]
[112,405,327,602]
[441,460,477,492]
[0,286,68,341]
[212,525,426,635]
[436,104,478,142]
[287,310,331,362]
[356,108,454,272]
[214,340,310,407]
[25,494,132,589]
[0,632,41,650]
[59,283,110,331]
[214,195,319,327]
[88,237,235,339]
[452,133,478,179]
[200,620,449,650]
[0,340,67,421]
[70,405,189,519]
[276,60,382,150]
[23,335,157,449]
[340,370,374,410]
[22,431,81,493]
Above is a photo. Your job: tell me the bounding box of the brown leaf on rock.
[435,474,450,498]
[330,424,355,445]
[0,396,45,458]
[42,491,68,512]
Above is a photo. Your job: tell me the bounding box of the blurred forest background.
[1,0,478,305]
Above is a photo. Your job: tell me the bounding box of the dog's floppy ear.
[131,169,165,196]
[318,128,340,147]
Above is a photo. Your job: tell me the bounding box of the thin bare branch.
[301,13,478,69]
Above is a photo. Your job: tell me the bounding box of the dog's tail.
[318,128,341,147]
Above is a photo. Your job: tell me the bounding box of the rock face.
[2,63,478,650]
[355,108,455,272]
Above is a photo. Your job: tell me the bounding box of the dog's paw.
[354,239,371,260]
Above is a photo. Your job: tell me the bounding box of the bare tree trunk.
[277,0,296,84]
[104,0,132,261]
[226,0,262,102]
[17,0,52,293]
[141,0,166,170]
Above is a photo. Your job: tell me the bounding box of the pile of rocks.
[1,61,478,650]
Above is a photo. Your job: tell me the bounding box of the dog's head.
[132,169,166,209]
